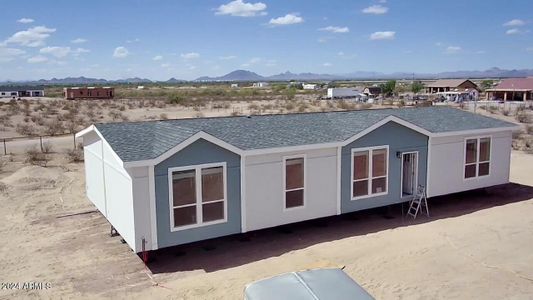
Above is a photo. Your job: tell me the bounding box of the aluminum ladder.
[407,185,429,219]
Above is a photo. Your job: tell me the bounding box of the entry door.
[401,152,418,197]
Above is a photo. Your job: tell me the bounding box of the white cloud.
[153,55,163,61]
[219,55,237,60]
[181,52,200,59]
[265,59,277,66]
[40,46,71,58]
[0,46,25,62]
[126,38,141,43]
[506,28,522,35]
[27,55,48,63]
[4,26,56,47]
[113,46,129,58]
[17,18,34,24]
[475,50,486,54]
[215,0,267,17]
[370,31,395,40]
[269,13,303,26]
[362,5,388,15]
[249,57,261,64]
[445,46,462,54]
[503,19,526,27]
[319,26,349,33]
[323,62,332,67]
[71,38,87,44]
[337,51,344,56]
[73,48,90,55]
[161,63,170,68]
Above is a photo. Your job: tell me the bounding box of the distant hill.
[196,70,265,81]
[2,67,533,85]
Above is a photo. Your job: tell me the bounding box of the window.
[465,137,491,179]
[169,163,226,230]
[284,156,305,209]
[351,146,388,199]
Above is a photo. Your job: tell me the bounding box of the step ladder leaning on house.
[407,185,429,219]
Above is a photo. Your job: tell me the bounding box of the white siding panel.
[245,148,338,232]
[101,140,136,251]
[427,130,512,197]
[83,132,106,215]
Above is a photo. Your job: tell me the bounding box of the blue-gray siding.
[154,138,241,248]
[341,121,428,212]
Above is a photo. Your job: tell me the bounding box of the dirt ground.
[0,152,533,299]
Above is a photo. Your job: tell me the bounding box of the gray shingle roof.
[0,85,45,92]
[94,106,516,162]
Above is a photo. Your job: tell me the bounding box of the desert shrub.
[337,100,356,110]
[487,106,497,114]
[248,103,260,111]
[527,125,533,135]
[44,120,65,136]
[284,102,295,111]
[512,130,523,140]
[66,148,83,163]
[397,100,406,108]
[42,142,53,153]
[360,103,373,109]
[297,102,309,112]
[502,109,510,116]
[25,147,49,166]
[231,111,241,116]
[168,94,185,105]
[16,124,37,136]
[0,159,6,173]
[160,113,168,120]
[65,120,80,133]
[516,112,531,123]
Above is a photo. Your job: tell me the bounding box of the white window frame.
[168,162,228,232]
[282,154,306,211]
[351,145,389,200]
[463,136,492,180]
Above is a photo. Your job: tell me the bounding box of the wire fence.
[1,133,79,155]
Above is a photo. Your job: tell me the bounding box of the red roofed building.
[486,78,533,101]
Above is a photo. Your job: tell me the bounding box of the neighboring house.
[486,77,533,101]
[0,86,45,98]
[326,88,361,99]
[64,87,114,100]
[302,83,318,90]
[425,79,479,94]
[76,107,518,253]
[252,82,269,88]
[230,83,239,88]
[363,86,382,96]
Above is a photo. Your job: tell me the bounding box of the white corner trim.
[240,156,247,233]
[148,166,158,250]
[75,124,95,138]
[336,146,342,215]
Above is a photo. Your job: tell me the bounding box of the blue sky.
[0,0,532,80]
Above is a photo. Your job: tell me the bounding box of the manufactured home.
[76,107,518,253]
[64,87,114,100]
[0,85,45,98]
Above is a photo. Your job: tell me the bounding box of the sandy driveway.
[0,152,532,299]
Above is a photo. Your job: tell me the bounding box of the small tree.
[481,80,494,91]
[380,80,396,97]
[411,81,425,94]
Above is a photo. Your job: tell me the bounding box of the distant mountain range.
[1,67,532,85]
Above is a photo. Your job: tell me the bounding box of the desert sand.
[0,152,532,299]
